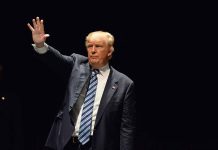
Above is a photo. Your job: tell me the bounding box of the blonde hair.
[85,31,115,52]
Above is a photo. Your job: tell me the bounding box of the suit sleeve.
[120,82,136,150]
[34,45,75,78]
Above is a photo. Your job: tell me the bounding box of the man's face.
[86,33,112,69]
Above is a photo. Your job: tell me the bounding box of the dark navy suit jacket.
[36,45,136,150]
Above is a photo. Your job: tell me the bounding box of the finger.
[36,16,41,25]
[44,34,50,37]
[43,34,50,41]
[36,17,41,31]
[32,19,37,29]
[27,23,35,32]
[41,19,45,33]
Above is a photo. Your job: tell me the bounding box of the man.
[27,17,136,150]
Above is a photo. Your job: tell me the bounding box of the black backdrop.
[1,1,217,150]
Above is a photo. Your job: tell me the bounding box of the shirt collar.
[96,64,110,76]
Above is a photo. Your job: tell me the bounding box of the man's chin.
[89,61,98,66]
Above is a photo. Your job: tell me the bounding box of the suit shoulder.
[70,53,88,62]
[111,67,134,84]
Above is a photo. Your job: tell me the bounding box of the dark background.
[0,1,217,150]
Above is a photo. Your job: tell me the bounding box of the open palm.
[27,17,49,47]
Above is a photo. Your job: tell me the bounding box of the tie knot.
[91,69,99,77]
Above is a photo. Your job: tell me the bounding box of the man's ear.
[108,52,112,57]
[108,47,114,57]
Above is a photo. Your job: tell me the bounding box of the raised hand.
[27,17,50,48]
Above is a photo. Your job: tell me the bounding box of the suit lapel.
[69,63,90,110]
[94,68,118,127]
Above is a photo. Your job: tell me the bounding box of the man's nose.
[91,46,96,52]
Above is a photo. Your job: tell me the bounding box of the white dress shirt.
[74,64,110,136]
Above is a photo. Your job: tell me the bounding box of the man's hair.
[85,31,115,52]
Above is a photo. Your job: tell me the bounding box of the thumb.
[44,34,50,38]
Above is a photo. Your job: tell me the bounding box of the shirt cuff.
[32,43,49,54]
